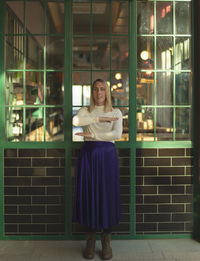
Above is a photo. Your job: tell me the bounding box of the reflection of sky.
[73,126,84,141]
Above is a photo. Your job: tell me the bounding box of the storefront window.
[136,0,192,141]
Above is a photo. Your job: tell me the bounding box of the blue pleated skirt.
[73,141,121,230]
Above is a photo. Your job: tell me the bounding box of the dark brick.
[144,214,171,222]
[117,149,130,157]
[19,149,45,157]
[158,186,184,194]
[4,158,31,167]
[60,158,65,167]
[47,187,65,195]
[5,196,31,205]
[186,185,193,194]
[4,149,17,157]
[158,167,184,176]
[32,215,62,223]
[136,214,143,222]
[136,195,143,204]
[4,187,17,195]
[136,223,157,232]
[159,149,184,156]
[120,195,130,204]
[46,168,65,176]
[136,186,157,194]
[19,206,45,214]
[172,195,193,203]
[19,168,46,176]
[32,196,61,204]
[121,205,129,213]
[119,167,130,175]
[5,206,17,214]
[118,158,130,166]
[4,168,17,176]
[158,204,184,213]
[136,204,157,213]
[112,223,130,232]
[158,223,184,231]
[4,177,31,186]
[136,177,143,185]
[119,177,130,185]
[186,204,193,212]
[172,213,193,222]
[47,149,65,157]
[120,186,130,194]
[136,158,143,166]
[186,148,193,156]
[186,167,193,175]
[47,224,65,233]
[5,224,18,233]
[121,213,130,222]
[185,223,193,231]
[19,187,45,195]
[172,158,192,166]
[5,215,31,223]
[144,177,171,185]
[19,224,45,233]
[47,205,65,214]
[144,158,170,166]
[172,176,192,184]
[136,167,157,176]
[136,149,157,157]
[60,177,65,185]
[32,177,60,185]
[144,195,170,204]
[32,158,59,167]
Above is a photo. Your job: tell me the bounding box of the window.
[136,0,192,141]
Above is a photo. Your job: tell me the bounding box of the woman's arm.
[72,107,99,126]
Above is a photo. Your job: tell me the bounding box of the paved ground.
[0,239,200,261]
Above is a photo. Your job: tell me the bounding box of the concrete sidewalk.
[0,239,200,261]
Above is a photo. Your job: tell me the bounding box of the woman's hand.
[99,117,119,122]
[75,132,92,138]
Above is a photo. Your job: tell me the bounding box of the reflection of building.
[0,0,198,240]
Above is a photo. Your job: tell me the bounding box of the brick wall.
[136,148,193,234]
[4,149,65,235]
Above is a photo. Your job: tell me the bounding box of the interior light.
[112,85,117,90]
[117,83,122,88]
[115,73,122,80]
[140,50,149,60]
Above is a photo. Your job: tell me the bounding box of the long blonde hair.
[88,79,113,113]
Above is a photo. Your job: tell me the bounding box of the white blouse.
[72,106,123,143]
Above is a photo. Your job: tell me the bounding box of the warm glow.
[115,73,122,80]
[117,82,122,88]
[140,50,149,60]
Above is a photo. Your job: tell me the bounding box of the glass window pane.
[26,72,44,105]
[6,107,23,142]
[92,38,110,70]
[92,1,110,34]
[157,72,173,105]
[26,35,44,69]
[112,37,129,70]
[46,36,64,69]
[137,71,154,106]
[73,1,90,34]
[156,108,173,141]
[175,108,191,140]
[112,1,129,34]
[26,1,44,34]
[92,71,110,83]
[137,1,154,34]
[25,108,44,141]
[6,1,24,34]
[137,107,154,141]
[119,107,129,141]
[46,72,64,105]
[46,1,64,34]
[111,72,129,107]
[175,2,191,35]
[175,37,191,70]
[6,72,23,105]
[73,38,91,70]
[156,2,173,34]
[137,37,154,70]
[72,107,84,142]
[73,85,82,106]
[175,72,192,105]
[156,36,173,70]
[5,36,24,69]
[46,108,64,141]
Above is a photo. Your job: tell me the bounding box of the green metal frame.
[0,0,195,241]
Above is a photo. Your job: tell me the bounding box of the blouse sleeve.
[94,109,123,141]
[72,107,99,126]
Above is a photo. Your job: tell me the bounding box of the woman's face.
[92,81,106,106]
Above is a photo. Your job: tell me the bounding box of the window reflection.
[137,107,154,141]
[137,1,154,34]
[6,107,23,142]
[137,37,154,70]
[6,72,23,106]
[156,37,173,70]
[46,36,64,69]
[175,2,191,35]
[26,72,44,105]
[92,38,110,70]
[92,1,110,34]
[73,2,90,34]
[157,72,173,105]
[176,108,191,140]
[46,108,64,141]
[156,108,173,141]
[26,1,44,34]
[137,71,154,106]
[46,72,64,105]
[73,38,91,70]
[26,108,44,141]
[112,1,129,34]
[112,37,129,70]
[175,37,191,70]
[156,2,173,34]
[175,72,192,105]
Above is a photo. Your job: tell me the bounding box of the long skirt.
[73,141,121,230]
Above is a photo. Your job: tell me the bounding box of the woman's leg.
[84,227,96,259]
[101,228,112,260]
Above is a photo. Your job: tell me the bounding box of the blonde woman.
[72,79,123,260]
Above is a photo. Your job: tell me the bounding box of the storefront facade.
[0,0,197,240]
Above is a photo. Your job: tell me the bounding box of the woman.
[72,79,123,260]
